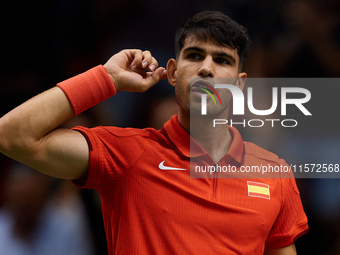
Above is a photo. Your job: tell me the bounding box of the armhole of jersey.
[71,127,100,189]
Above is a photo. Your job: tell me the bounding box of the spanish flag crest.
[247,181,270,200]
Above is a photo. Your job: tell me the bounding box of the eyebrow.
[182,46,236,65]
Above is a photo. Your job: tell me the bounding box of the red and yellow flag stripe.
[247,181,270,200]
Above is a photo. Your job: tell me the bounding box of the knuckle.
[134,49,142,55]
[152,57,158,64]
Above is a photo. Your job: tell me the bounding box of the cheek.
[217,89,233,107]
[175,70,191,94]
[174,81,187,100]
[216,66,239,79]
[176,69,190,82]
[177,62,197,78]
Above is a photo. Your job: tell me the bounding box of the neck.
[178,110,232,163]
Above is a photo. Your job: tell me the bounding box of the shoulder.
[101,126,163,140]
[72,125,170,147]
[244,141,299,192]
[244,141,286,166]
[243,141,295,179]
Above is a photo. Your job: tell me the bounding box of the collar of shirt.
[162,115,244,164]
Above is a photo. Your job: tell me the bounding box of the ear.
[166,58,177,87]
[236,72,247,91]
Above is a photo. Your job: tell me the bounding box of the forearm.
[0,50,166,178]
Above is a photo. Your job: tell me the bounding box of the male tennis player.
[0,11,308,254]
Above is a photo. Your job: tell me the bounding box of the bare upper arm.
[264,244,297,255]
[30,127,90,180]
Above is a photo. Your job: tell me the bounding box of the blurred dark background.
[0,0,340,254]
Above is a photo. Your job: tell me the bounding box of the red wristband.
[57,65,116,116]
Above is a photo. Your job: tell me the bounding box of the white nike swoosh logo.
[158,160,186,170]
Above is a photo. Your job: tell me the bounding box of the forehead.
[181,35,239,61]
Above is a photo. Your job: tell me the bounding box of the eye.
[214,57,231,65]
[187,53,203,60]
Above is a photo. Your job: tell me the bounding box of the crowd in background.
[0,0,340,254]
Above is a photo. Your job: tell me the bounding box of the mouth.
[191,80,215,96]
[190,80,222,106]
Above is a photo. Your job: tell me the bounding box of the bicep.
[27,128,89,180]
[264,244,297,255]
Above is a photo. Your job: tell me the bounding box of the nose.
[198,56,214,78]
